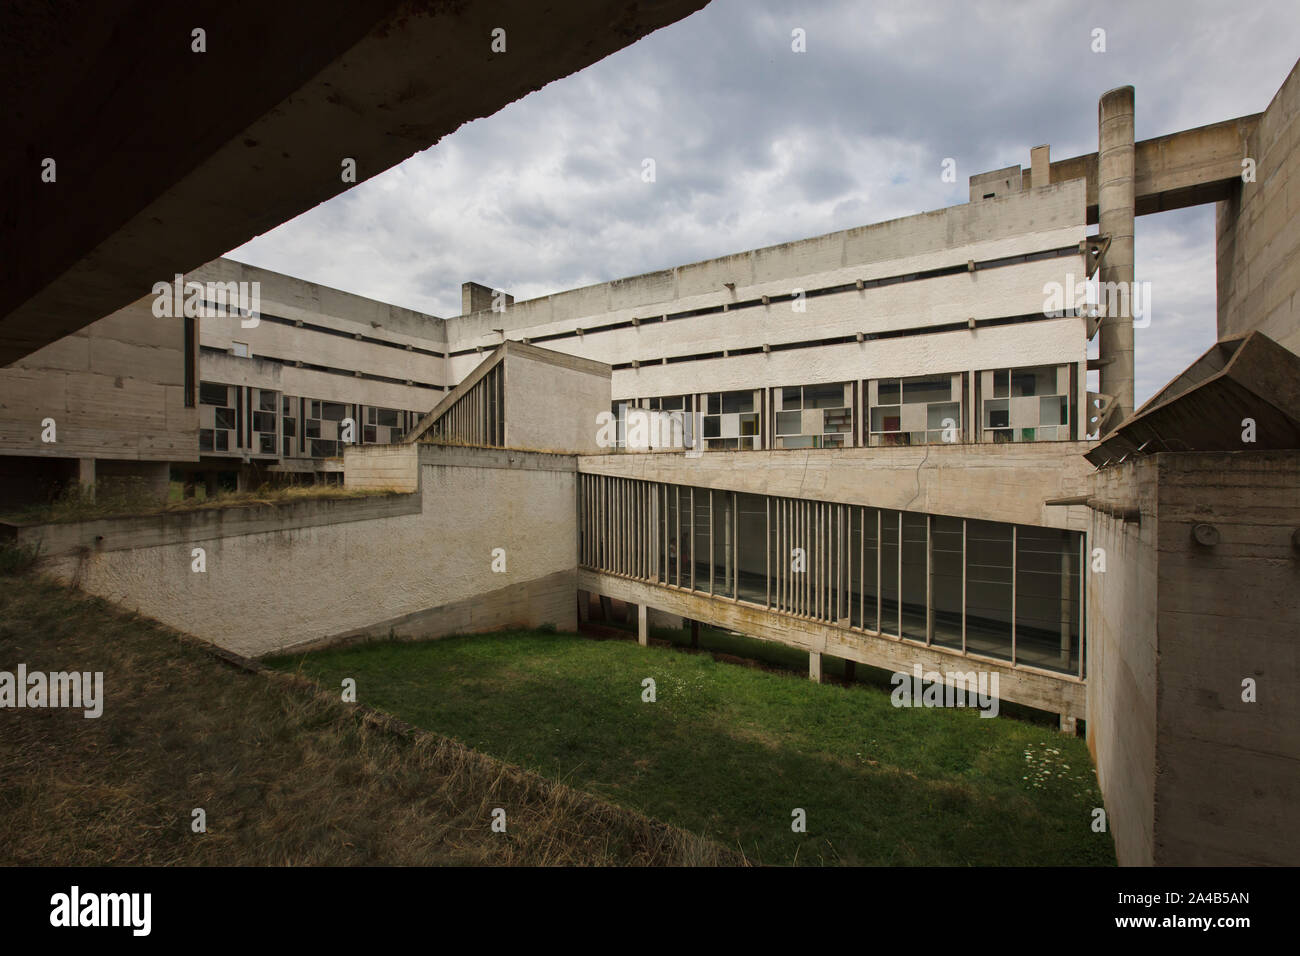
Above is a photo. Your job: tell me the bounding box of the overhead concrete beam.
[1019,114,1260,223]
[0,0,709,366]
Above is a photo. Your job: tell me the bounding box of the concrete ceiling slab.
[0,0,709,366]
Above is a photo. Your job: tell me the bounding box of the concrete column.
[77,458,95,500]
[637,604,648,647]
[809,651,822,683]
[598,595,614,622]
[1098,86,1136,432]
[576,590,590,624]
[1060,714,1078,735]
[204,471,219,499]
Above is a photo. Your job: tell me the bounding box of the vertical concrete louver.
[430,363,505,446]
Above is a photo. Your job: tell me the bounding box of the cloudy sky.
[229,0,1300,404]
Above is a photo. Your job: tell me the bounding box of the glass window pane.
[965,520,1012,660]
[776,411,802,435]
[932,516,963,649]
[1014,527,1080,674]
[712,491,734,598]
[862,509,879,631]
[721,391,754,414]
[901,377,950,404]
[880,511,900,636]
[736,493,766,604]
[901,514,928,641]
[693,492,711,590]
[805,383,844,408]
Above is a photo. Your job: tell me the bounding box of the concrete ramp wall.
[20,445,578,657]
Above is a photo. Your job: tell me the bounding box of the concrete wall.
[1086,451,1300,866]
[1085,458,1159,866]
[1150,452,1300,865]
[446,181,1089,400]
[344,443,420,492]
[579,443,1093,531]
[193,258,448,409]
[26,445,578,657]
[1217,58,1300,354]
[0,295,196,466]
[503,347,612,454]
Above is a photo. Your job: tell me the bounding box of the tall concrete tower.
[1097,86,1136,432]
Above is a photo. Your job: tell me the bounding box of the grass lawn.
[269,629,1117,866]
[0,576,728,865]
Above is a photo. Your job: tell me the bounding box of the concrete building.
[2,6,1296,868]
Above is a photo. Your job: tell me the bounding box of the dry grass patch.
[0,576,738,866]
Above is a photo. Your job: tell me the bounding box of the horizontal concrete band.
[5,492,422,557]
[580,569,1086,718]
[577,443,1093,530]
[278,568,578,657]
[417,444,578,473]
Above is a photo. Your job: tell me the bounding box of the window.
[700,391,760,450]
[200,383,228,406]
[980,365,1069,442]
[184,317,196,408]
[775,382,851,448]
[868,374,962,446]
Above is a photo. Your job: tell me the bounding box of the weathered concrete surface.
[408,341,612,454]
[580,569,1087,718]
[32,446,579,657]
[0,295,195,463]
[1086,451,1300,866]
[1097,86,1136,429]
[193,258,450,409]
[0,0,709,365]
[504,346,613,454]
[447,181,1088,384]
[1086,459,1159,866]
[1087,331,1300,465]
[344,444,421,492]
[284,567,576,654]
[982,112,1261,223]
[4,491,421,557]
[579,443,1094,530]
[1217,57,1300,355]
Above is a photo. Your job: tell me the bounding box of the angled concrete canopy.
[0,0,708,366]
[1085,331,1300,464]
